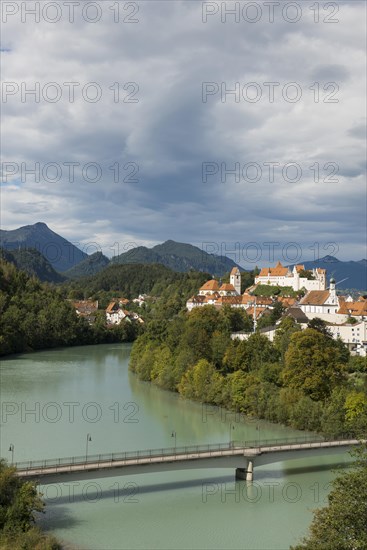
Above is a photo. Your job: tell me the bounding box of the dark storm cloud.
[1,0,366,261]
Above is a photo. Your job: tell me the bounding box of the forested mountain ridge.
[64,251,110,278]
[0,247,66,283]
[1,224,366,288]
[0,222,87,272]
[63,262,211,308]
[109,239,243,275]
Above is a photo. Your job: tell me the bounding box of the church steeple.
[329,277,337,303]
[230,267,241,295]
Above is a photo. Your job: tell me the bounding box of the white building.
[298,278,340,321]
[255,262,326,291]
[106,302,131,324]
[328,321,367,356]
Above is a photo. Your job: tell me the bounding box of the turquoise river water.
[0,344,353,549]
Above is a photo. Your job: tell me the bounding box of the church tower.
[230,267,241,295]
[329,277,337,304]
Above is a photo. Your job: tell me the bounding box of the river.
[0,343,353,549]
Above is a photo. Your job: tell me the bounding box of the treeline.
[0,260,140,356]
[62,263,212,309]
[130,305,367,437]
[0,459,60,549]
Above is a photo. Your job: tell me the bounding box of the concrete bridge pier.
[235,460,254,482]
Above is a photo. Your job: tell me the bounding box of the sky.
[1,0,366,267]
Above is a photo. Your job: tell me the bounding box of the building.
[298,278,340,320]
[106,301,145,325]
[230,267,241,294]
[106,302,131,325]
[327,320,367,356]
[71,300,99,324]
[255,262,326,291]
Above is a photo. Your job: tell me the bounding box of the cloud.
[1,0,366,264]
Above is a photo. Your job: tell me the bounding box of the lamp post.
[8,444,14,465]
[86,434,92,461]
[171,430,177,450]
[229,423,235,448]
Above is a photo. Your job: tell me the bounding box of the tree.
[0,460,61,548]
[292,445,367,550]
[273,317,301,364]
[222,340,249,373]
[283,329,346,400]
[178,359,224,404]
[245,333,278,370]
[307,317,332,338]
[0,461,45,533]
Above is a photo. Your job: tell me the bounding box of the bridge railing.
[13,435,360,472]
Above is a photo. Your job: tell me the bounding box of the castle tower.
[230,267,241,295]
[329,277,337,304]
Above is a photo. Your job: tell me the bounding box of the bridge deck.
[14,437,361,478]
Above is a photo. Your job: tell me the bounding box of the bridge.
[14,436,362,484]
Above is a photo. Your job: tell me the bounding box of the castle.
[254,262,326,291]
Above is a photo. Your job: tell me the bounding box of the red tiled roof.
[278,296,296,307]
[299,291,331,306]
[219,283,236,291]
[258,261,289,277]
[217,296,242,305]
[200,279,220,291]
[246,306,266,316]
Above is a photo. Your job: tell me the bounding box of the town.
[186,263,367,356]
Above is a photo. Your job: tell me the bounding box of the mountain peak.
[0,223,87,272]
[318,255,340,263]
[34,222,48,228]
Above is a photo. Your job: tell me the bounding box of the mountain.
[295,256,367,290]
[111,239,242,276]
[0,222,87,272]
[64,251,110,278]
[0,248,66,283]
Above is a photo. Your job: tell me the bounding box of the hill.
[64,264,210,311]
[299,256,367,290]
[0,222,87,272]
[111,239,242,276]
[65,264,209,298]
[64,251,110,278]
[0,248,66,283]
